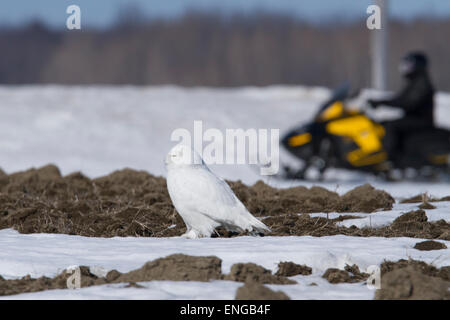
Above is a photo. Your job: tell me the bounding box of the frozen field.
[1,228,449,300]
[0,85,449,299]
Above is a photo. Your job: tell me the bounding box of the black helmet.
[399,51,428,76]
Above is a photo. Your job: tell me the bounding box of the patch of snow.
[0,229,448,299]
[335,201,450,228]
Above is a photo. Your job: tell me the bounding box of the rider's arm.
[373,78,430,112]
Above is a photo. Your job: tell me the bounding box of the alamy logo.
[66,5,81,30]
[171,121,280,175]
[66,266,81,289]
[366,265,381,290]
[367,5,382,30]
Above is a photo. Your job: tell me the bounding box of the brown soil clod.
[418,202,437,210]
[375,267,450,300]
[413,240,448,251]
[375,209,447,240]
[265,213,353,237]
[392,209,428,225]
[344,264,370,281]
[0,166,183,237]
[338,184,395,213]
[386,210,450,240]
[229,181,394,216]
[0,169,9,188]
[1,165,447,239]
[400,194,426,203]
[235,281,290,300]
[380,259,450,281]
[275,261,312,277]
[376,259,450,300]
[0,254,222,296]
[1,255,303,297]
[116,254,222,282]
[124,282,144,288]
[322,264,369,284]
[322,268,352,284]
[224,263,296,284]
[401,194,450,203]
[105,270,121,282]
[0,265,107,296]
[228,181,341,216]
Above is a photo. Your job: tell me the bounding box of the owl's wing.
[171,167,238,213]
[169,167,269,232]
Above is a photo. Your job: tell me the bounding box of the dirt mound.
[322,264,369,284]
[224,263,296,284]
[229,180,394,216]
[0,166,184,237]
[116,254,222,282]
[338,184,394,212]
[441,267,450,281]
[399,194,438,209]
[264,214,335,237]
[124,282,144,288]
[0,165,401,238]
[401,194,450,203]
[414,240,447,251]
[264,214,366,237]
[229,181,339,216]
[419,202,437,210]
[344,264,371,281]
[0,254,222,296]
[235,281,290,300]
[322,269,353,284]
[400,194,428,203]
[0,169,8,188]
[0,266,107,296]
[262,209,450,239]
[376,260,450,300]
[375,267,450,300]
[380,259,450,282]
[392,209,427,224]
[275,262,312,277]
[387,210,449,239]
[0,254,299,297]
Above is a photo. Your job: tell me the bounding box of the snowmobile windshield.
[315,82,351,119]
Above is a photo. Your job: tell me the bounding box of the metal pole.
[371,0,389,90]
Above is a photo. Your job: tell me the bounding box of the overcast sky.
[1,0,449,28]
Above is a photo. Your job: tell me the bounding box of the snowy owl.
[165,145,271,239]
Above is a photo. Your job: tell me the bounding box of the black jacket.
[374,70,435,125]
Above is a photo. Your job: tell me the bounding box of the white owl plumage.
[165,144,270,239]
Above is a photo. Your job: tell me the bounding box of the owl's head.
[165,144,203,168]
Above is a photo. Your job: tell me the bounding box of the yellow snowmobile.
[281,83,450,180]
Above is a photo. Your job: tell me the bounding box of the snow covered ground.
[0,85,449,299]
[311,201,450,228]
[1,228,448,300]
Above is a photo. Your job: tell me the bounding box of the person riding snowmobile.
[368,52,435,163]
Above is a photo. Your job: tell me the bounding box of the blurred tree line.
[0,11,449,90]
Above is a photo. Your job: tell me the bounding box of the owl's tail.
[246,215,271,234]
[203,205,271,235]
[231,207,271,235]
